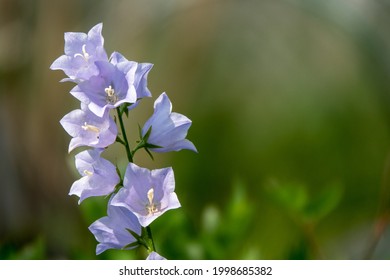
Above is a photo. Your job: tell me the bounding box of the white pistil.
[146,188,158,215]
[105,85,118,104]
[81,122,100,133]
[74,44,90,62]
[83,170,93,176]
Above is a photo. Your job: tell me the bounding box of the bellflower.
[70,60,138,117]
[69,149,119,204]
[146,251,166,260]
[142,92,197,153]
[50,23,108,82]
[89,201,142,255]
[110,52,153,109]
[111,163,180,227]
[60,103,117,152]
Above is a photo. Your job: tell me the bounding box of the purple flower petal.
[89,200,142,255]
[75,61,138,117]
[60,103,117,152]
[142,93,197,153]
[110,52,153,101]
[146,251,166,260]
[50,23,108,82]
[69,149,119,203]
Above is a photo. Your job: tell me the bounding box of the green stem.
[116,108,157,256]
[116,107,133,163]
[132,140,146,156]
[146,225,156,252]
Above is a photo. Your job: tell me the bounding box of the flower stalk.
[52,22,196,260]
[116,107,133,163]
[116,107,156,254]
[146,226,156,253]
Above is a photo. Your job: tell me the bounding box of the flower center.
[146,188,159,215]
[81,122,100,133]
[74,44,90,62]
[105,85,118,104]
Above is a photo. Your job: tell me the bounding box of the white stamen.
[105,85,115,96]
[74,44,90,61]
[147,188,154,205]
[146,188,158,215]
[81,122,100,133]
[83,170,93,176]
[105,85,118,104]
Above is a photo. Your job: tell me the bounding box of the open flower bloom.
[89,200,142,255]
[69,149,119,204]
[111,163,180,227]
[50,23,108,82]
[110,52,153,109]
[71,60,138,117]
[146,251,166,260]
[142,93,197,153]
[60,103,117,152]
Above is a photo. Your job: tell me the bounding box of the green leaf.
[302,182,343,222]
[266,181,308,214]
[228,179,252,222]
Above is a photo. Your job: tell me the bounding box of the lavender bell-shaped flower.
[89,201,142,255]
[70,60,138,117]
[111,162,181,227]
[60,103,117,152]
[69,149,119,204]
[142,92,197,153]
[50,23,108,82]
[110,52,153,109]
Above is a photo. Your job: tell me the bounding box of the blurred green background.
[1,0,390,259]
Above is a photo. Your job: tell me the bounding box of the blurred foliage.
[1,0,390,259]
[266,181,343,224]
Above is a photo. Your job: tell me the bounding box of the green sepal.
[115,164,122,178]
[138,124,142,139]
[115,165,124,190]
[119,102,132,117]
[143,125,153,142]
[126,228,141,240]
[144,147,154,160]
[145,143,163,149]
[133,125,163,160]
[141,227,153,250]
[122,241,141,250]
[140,126,163,149]
[125,228,150,250]
[112,184,122,195]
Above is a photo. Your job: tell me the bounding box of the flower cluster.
[51,23,196,259]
